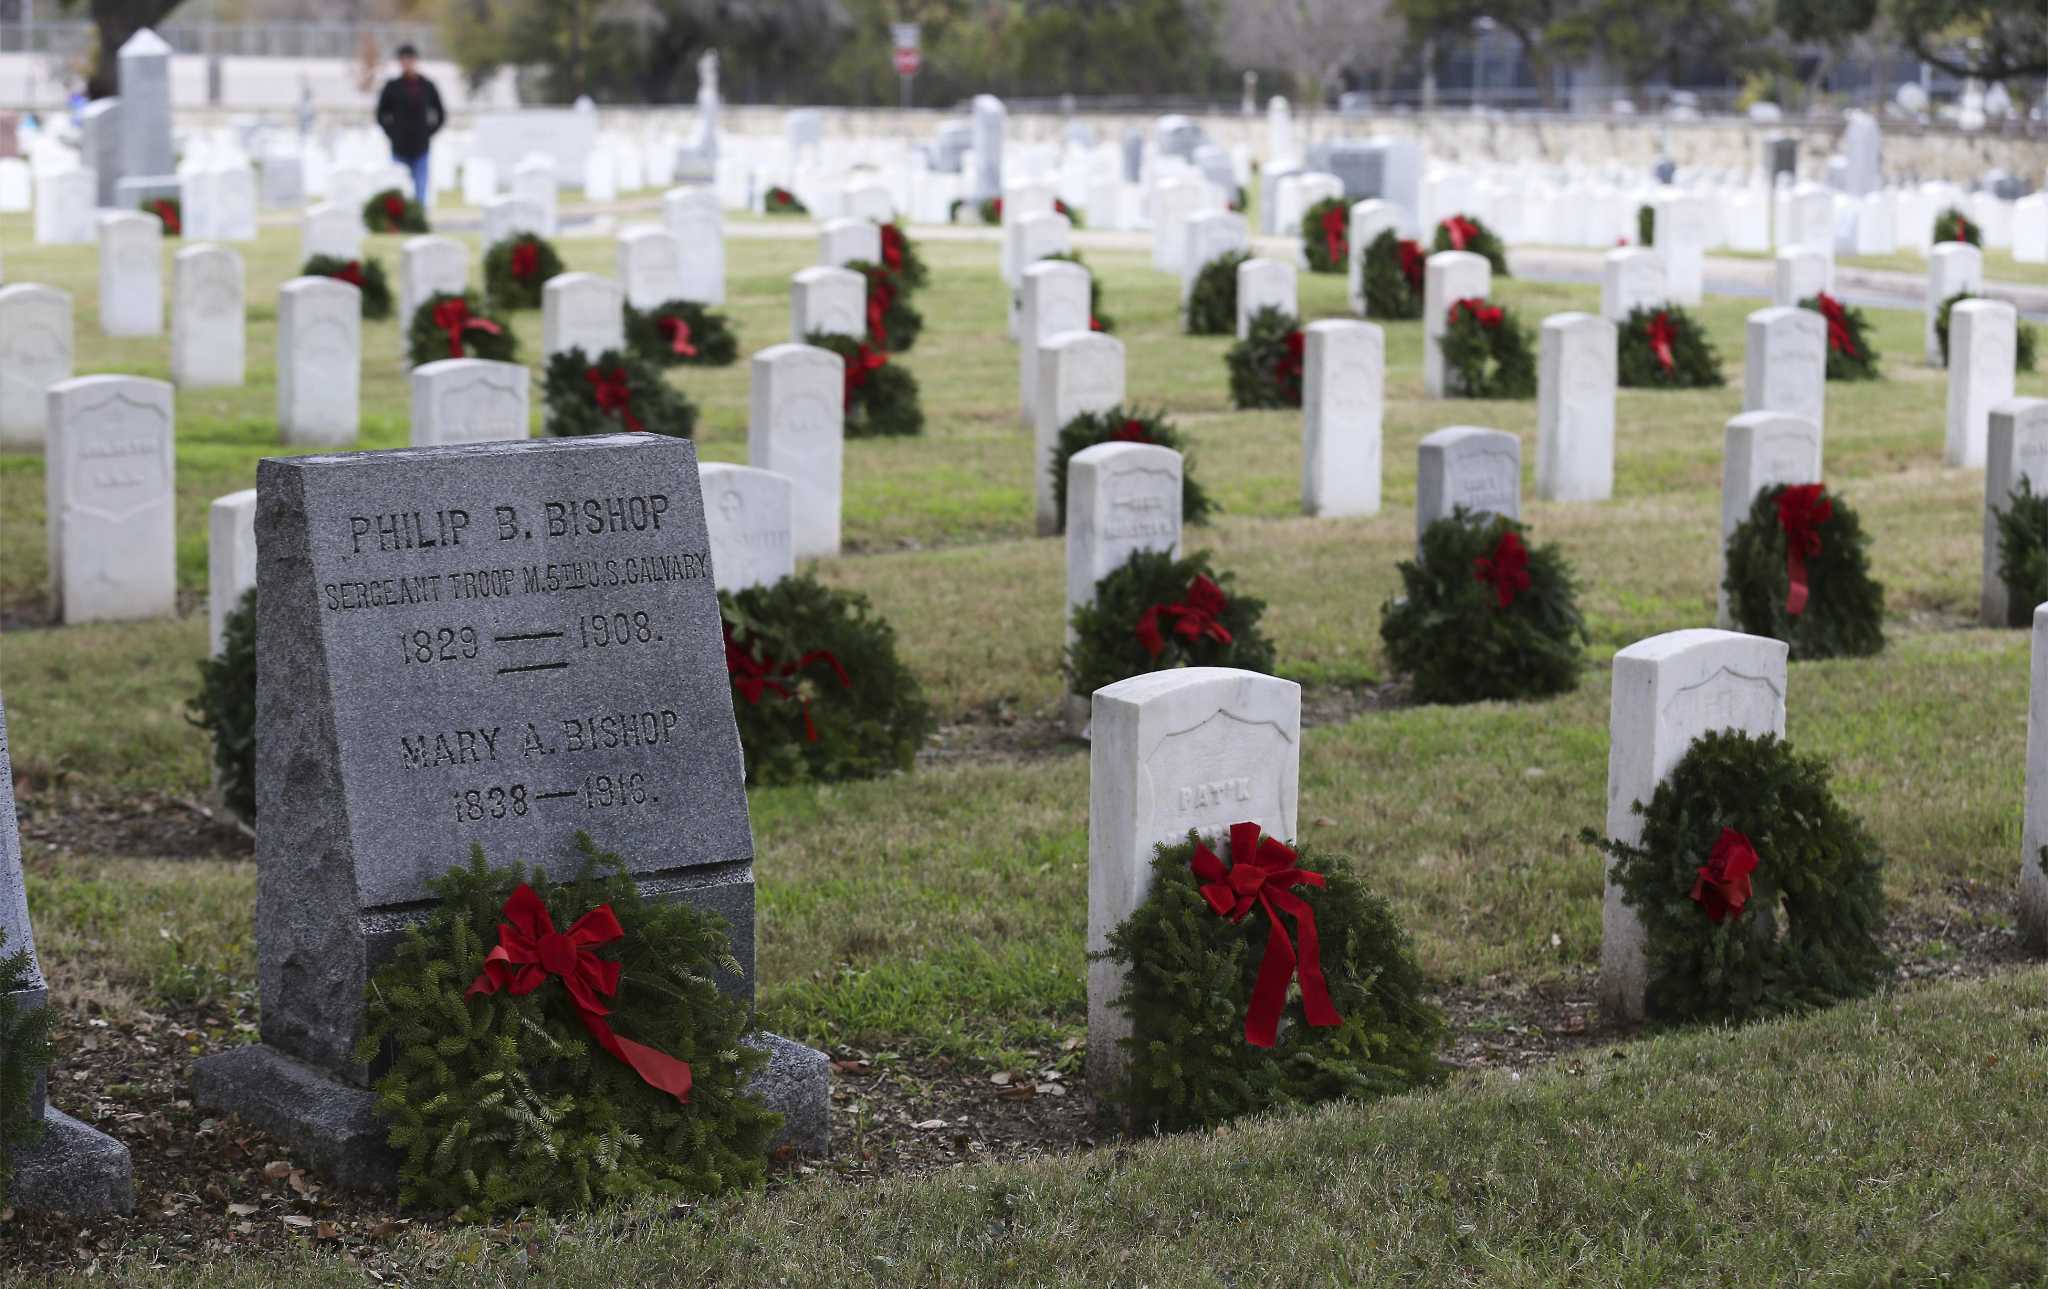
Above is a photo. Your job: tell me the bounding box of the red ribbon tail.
[1243,897,1299,1049]
[578,1008,692,1103]
[1270,888,1341,1029]
[1785,548,1810,616]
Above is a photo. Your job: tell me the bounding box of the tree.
[60,0,187,99]
[1219,0,1402,106]
[1546,0,1776,99]
[1889,0,2048,82]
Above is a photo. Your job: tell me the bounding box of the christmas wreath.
[405,291,518,368]
[142,195,181,236]
[1380,510,1586,704]
[1935,292,2040,372]
[1933,207,1980,247]
[847,259,923,352]
[1440,297,1537,399]
[1301,196,1349,274]
[1066,549,1275,700]
[542,347,698,439]
[1226,307,1304,409]
[877,222,929,293]
[1723,482,1886,660]
[979,196,1077,226]
[482,233,564,311]
[1043,251,1114,333]
[1102,826,1444,1132]
[0,925,50,1202]
[764,186,807,216]
[1799,293,1880,381]
[189,586,256,823]
[1636,204,1655,248]
[1185,249,1249,336]
[1049,406,1215,533]
[355,839,778,1219]
[1616,304,1725,388]
[721,574,936,785]
[302,254,393,319]
[1362,229,1425,320]
[363,186,427,234]
[1584,729,1890,1025]
[803,330,924,438]
[1433,213,1509,277]
[623,300,740,368]
[1993,477,2048,628]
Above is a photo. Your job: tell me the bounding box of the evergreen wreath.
[1049,405,1215,533]
[947,198,966,224]
[1066,549,1275,699]
[1723,482,1886,660]
[1995,476,2048,628]
[1432,213,1510,277]
[1301,196,1350,274]
[623,300,740,368]
[1636,204,1655,248]
[405,291,518,368]
[355,839,778,1219]
[1440,297,1537,399]
[1935,292,2040,373]
[1226,307,1304,409]
[189,587,256,823]
[978,197,1000,225]
[0,926,52,1203]
[1184,249,1249,335]
[1102,829,1445,1133]
[363,186,428,234]
[803,330,924,438]
[302,254,393,319]
[721,574,936,786]
[1380,509,1587,704]
[1933,207,1981,247]
[1799,293,1880,381]
[1616,303,1725,389]
[482,233,564,311]
[542,347,698,439]
[847,259,923,352]
[142,195,181,236]
[877,222,929,293]
[764,186,806,215]
[1583,729,1890,1025]
[1043,251,1114,333]
[1362,229,1425,320]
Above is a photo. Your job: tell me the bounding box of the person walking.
[376,44,444,209]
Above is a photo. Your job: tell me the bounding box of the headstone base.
[6,1107,135,1216]
[192,1030,830,1190]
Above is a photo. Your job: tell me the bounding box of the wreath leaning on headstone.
[1184,249,1248,336]
[406,290,519,368]
[1994,477,2048,628]
[847,259,923,352]
[877,222,928,293]
[1042,251,1115,333]
[803,331,924,438]
[1440,297,1537,399]
[1226,307,1304,410]
[721,574,936,786]
[1362,229,1425,320]
[1799,293,1881,381]
[302,254,393,320]
[1583,729,1890,1025]
[1432,212,1510,277]
[1381,509,1587,704]
[1933,206,1981,247]
[1065,549,1275,700]
[363,186,428,234]
[1934,292,2041,373]
[482,232,565,311]
[1636,204,1655,248]
[1300,196,1349,274]
[1616,303,1725,389]
[0,925,53,1202]
[189,586,257,824]
[355,839,779,1220]
[1102,827,1445,1133]
[1724,482,1885,660]
[542,347,698,439]
[623,300,740,368]
[764,186,807,216]
[1049,406,1215,533]
[142,195,181,236]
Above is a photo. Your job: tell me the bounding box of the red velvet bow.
[723,622,852,742]
[1190,823,1343,1048]
[1473,528,1532,608]
[464,883,693,1102]
[1689,827,1759,924]
[153,199,180,236]
[585,365,644,432]
[768,187,793,209]
[1272,329,1306,399]
[510,239,540,281]
[1112,417,1151,443]
[1646,310,1677,373]
[1775,482,1832,616]
[843,344,888,408]
[1450,297,1502,329]
[656,315,698,357]
[383,192,407,224]
[431,296,502,358]
[992,197,1004,220]
[1321,205,1348,265]
[1397,239,1425,291]
[1814,293,1856,358]
[1443,215,1478,251]
[880,223,905,272]
[333,260,365,289]
[1135,574,1234,660]
[1089,315,1105,332]
[865,273,895,346]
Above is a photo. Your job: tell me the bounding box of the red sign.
[892,47,921,77]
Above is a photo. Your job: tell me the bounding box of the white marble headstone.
[0,285,74,450]
[1772,248,1832,307]
[1235,257,1297,340]
[1066,442,1183,646]
[2022,606,2048,949]
[617,224,683,309]
[699,462,795,594]
[44,375,176,623]
[409,358,531,447]
[542,272,626,362]
[207,488,258,656]
[32,168,95,245]
[1301,319,1383,518]
[663,186,725,305]
[1946,299,2017,469]
[1034,331,1127,536]
[1423,250,1491,397]
[1926,242,1984,364]
[790,266,865,342]
[1719,411,1822,626]
[398,235,468,324]
[1347,199,1403,316]
[1416,425,1521,541]
[1180,210,1248,305]
[1537,312,1618,503]
[1019,260,1092,428]
[300,202,361,262]
[172,244,245,388]
[277,276,362,446]
[1599,247,1666,322]
[1743,306,1827,429]
[1985,399,2048,628]
[97,211,163,337]
[748,343,845,560]
[818,217,881,270]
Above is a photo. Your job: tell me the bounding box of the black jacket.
[376,74,445,160]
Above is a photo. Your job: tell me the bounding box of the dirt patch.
[14,786,252,864]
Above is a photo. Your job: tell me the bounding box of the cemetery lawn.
[1,207,2043,1273]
